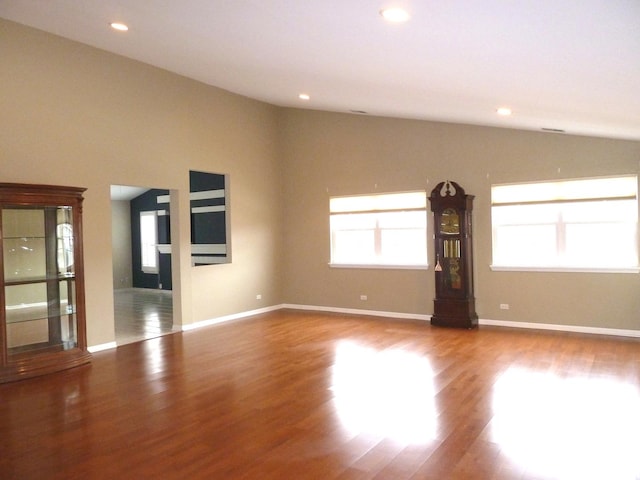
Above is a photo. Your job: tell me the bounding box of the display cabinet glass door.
[2,206,78,357]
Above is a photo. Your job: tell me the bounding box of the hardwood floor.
[1,310,639,479]
[114,288,178,345]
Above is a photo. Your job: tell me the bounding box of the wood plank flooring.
[1,310,639,479]
[113,288,177,345]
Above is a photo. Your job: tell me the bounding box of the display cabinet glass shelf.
[0,183,90,383]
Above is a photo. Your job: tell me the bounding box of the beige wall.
[1,19,283,346]
[111,200,132,290]
[2,18,639,342]
[279,109,640,331]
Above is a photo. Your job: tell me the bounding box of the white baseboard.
[88,341,118,353]
[290,305,640,338]
[181,304,284,331]
[88,303,640,351]
[282,304,640,338]
[281,303,431,322]
[479,318,640,338]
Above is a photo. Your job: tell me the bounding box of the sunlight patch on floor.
[330,340,437,445]
[491,367,640,479]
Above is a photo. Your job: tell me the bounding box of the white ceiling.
[110,185,148,201]
[1,0,639,140]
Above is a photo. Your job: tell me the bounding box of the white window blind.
[491,176,639,272]
[330,191,427,268]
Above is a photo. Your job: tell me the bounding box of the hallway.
[114,288,178,345]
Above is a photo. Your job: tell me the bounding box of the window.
[140,211,158,273]
[330,191,427,268]
[491,176,639,272]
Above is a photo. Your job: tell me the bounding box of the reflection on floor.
[3,311,639,479]
[114,288,178,345]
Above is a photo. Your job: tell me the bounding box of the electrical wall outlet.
[500,303,509,310]
[360,295,368,301]
[256,294,262,300]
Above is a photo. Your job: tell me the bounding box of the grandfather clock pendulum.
[429,181,478,329]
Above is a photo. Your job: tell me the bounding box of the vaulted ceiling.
[1,1,639,140]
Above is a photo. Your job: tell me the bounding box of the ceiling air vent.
[541,127,565,133]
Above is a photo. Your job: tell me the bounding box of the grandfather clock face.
[439,208,460,235]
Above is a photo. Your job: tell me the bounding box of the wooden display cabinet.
[0,183,90,383]
[429,181,478,329]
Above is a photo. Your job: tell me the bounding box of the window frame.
[490,175,639,274]
[140,210,159,274]
[329,191,429,270]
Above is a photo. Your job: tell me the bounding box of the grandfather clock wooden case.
[429,181,478,329]
[0,183,90,383]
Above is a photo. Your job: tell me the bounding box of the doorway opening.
[111,185,178,345]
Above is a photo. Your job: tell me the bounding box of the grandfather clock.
[429,181,478,329]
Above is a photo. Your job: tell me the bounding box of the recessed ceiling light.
[110,22,129,32]
[380,8,410,23]
[497,107,512,116]
[298,93,310,101]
